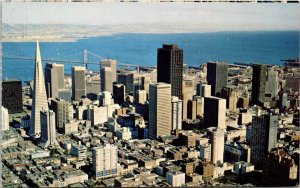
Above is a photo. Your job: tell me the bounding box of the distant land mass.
[3,23,298,42]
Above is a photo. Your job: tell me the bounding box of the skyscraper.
[1,106,9,131]
[45,63,64,99]
[204,96,226,130]
[196,83,211,97]
[50,98,73,130]
[149,83,172,139]
[157,44,183,99]
[113,84,125,104]
[40,109,59,148]
[250,113,278,169]
[182,78,195,120]
[117,72,134,94]
[29,41,49,139]
[171,96,183,131]
[251,64,267,105]
[207,61,228,96]
[93,143,118,179]
[101,59,117,84]
[207,127,225,164]
[72,66,86,101]
[2,80,23,114]
[266,69,278,98]
[100,67,113,93]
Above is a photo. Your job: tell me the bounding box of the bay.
[2,31,299,83]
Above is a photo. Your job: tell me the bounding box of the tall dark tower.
[251,64,267,105]
[2,80,23,114]
[250,113,278,169]
[157,44,183,99]
[207,61,228,97]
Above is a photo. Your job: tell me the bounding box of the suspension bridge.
[3,49,154,72]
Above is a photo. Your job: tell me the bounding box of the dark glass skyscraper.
[207,61,228,97]
[250,113,278,169]
[251,64,267,105]
[2,80,23,114]
[157,44,183,99]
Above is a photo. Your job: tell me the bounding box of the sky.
[2,3,300,31]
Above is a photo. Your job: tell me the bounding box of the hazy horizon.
[3,3,300,32]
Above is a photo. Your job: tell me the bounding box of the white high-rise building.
[207,127,225,164]
[29,41,49,139]
[40,109,59,148]
[100,67,113,93]
[135,90,147,104]
[197,83,211,97]
[101,59,117,83]
[99,91,113,106]
[93,143,118,179]
[72,66,86,101]
[1,106,9,131]
[171,96,182,131]
[149,83,172,139]
[166,171,185,187]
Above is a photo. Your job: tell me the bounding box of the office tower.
[182,78,195,120]
[157,44,183,99]
[207,61,228,96]
[40,109,59,148]
[1,106,9,131]
[29,41,49,139]
[135,90,147,105]
[251,64,267,105]
[72,66,86,101]
[207,127,225,164]
[113,84,125,104]
[93,143,118,179]
[221,87,239,112]
[196,83,211,97]
[204,96,226,130]
[250,114,278,169]
[141,76,151,99]
[278,92,289,108]
[99,91,113,106]
[2,80,23,114]
[100,67,113,93]
[187,96,204,120]
[58,88,72,102]
[266,69,278,98]
[50,98,73,130]
[149,83,172,139]
[45,63,64,99]
[101,59,117,83]
[86,76,101,99]
[117,72,134,94]
[171,96,182,131]
[166,171,186,187]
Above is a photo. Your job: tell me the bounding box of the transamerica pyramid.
[29,41,49,139]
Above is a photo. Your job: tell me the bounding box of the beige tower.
[93,143,118,179]
[29,41,49,139]
[149,83,172,139]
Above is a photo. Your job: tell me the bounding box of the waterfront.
[3,31,299,83]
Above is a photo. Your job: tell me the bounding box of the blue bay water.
[2,31,299,83]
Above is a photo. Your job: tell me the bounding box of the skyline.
[3,3,300,34]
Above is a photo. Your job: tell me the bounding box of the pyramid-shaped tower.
[29,41,49,139]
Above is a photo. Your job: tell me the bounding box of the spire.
[36,40,42,63]
[29,40,49,139]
